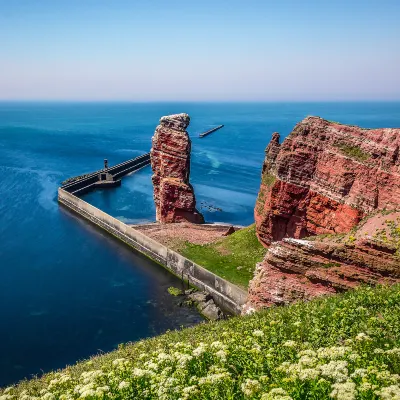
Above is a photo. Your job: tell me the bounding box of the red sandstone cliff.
[151,113,204,224]
[246,211,400,310]
[255,117,400,246]
[246,117,400,311]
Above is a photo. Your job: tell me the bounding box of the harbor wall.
[58,188,247,314]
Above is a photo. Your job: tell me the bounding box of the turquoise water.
[1,102,399,385]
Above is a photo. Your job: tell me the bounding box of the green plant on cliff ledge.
[5,285,400,399]
[334,142,370,162]
[261,172,276,188]
[179,224,267,289]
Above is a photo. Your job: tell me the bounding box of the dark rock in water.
[187,291,224,320]
[188,292,212,304]
[201,300,224,321]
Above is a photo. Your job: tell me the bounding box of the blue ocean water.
[0,102,399,385]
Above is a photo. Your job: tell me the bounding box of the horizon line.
[1,99,400,104]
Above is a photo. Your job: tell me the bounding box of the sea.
[1,101,399,385]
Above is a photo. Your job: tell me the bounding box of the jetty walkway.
[199,124,224,138]
[61,153,150,195]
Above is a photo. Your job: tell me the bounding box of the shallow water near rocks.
[1,101,400,385]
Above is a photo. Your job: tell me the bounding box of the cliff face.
[247,117,400,311]
[246,211,400,310]
[151,113,204,224]
[255,117,400,246]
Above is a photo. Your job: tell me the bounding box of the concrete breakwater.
[199,124,224,138]
[58,188,247,315]
[62,153,150,195]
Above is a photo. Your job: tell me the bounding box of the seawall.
[58,188,247,315]
[62,154,150,195]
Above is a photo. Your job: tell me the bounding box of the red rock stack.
[151,113,204,224]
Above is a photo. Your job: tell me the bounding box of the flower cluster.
[2,285,400,399]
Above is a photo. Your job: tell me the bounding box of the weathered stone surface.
[248,117,400,312]
[188,292,212,304]
[201,300,224,321]
[151,113,204,224]
[245,212,400,311]
[255,117,400,246]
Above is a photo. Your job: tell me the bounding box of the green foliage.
[261,172,276,188]
[179,225,267,289]
[334,142,370,162]
[321,262,341,268]
[373,217,400,256]
[5,285,400,399]
[167,287,183,296]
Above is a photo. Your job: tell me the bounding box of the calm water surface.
[1,102,399,385]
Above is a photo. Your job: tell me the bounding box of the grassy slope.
[5,285,400,399]
[178,224,267,289]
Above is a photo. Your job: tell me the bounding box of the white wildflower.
[0,395,14,400]
[216,350,227,362]
[182,385,199,399]
[132,368,146,377]
[41,394,55,400]
[355,332,371,341]
[253,329,264,337]
[261,387,293,400]
[198,372,231,385]
[298,368,321,381]
[351,368,367,378]
[375,384,400,399]
[241,379,261,397]
[117,381,130,390]
[386,348,400,356]
[319,361,349,382]
[298,355,318,368]
[210,341,226,351]
[283,340,297,348]
[317,346,351,360]
[298,349,317,358]
[359,382,378,392]
[193,343,207,357]
[330,381,357,399]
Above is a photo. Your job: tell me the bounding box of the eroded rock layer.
[255,117,400,246]
[247,117,400,311]
[151,113,204,224]
[246,212,400,311]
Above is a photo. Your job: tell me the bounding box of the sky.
[0,0,399,101]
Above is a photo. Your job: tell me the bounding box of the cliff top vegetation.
[3,285,400,399]
[178,224,267,288]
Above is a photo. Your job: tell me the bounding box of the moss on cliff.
[334,142,370,162]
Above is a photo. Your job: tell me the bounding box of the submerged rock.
[151,113,204,224]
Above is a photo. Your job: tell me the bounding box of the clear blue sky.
[1,0,399,101]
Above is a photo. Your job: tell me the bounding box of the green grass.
[334,142,370,162]
[261,172,276,188]
[178,224,267,289]
[5,285,400,399]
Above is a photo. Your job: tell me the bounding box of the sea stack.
[150,113,204,224]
